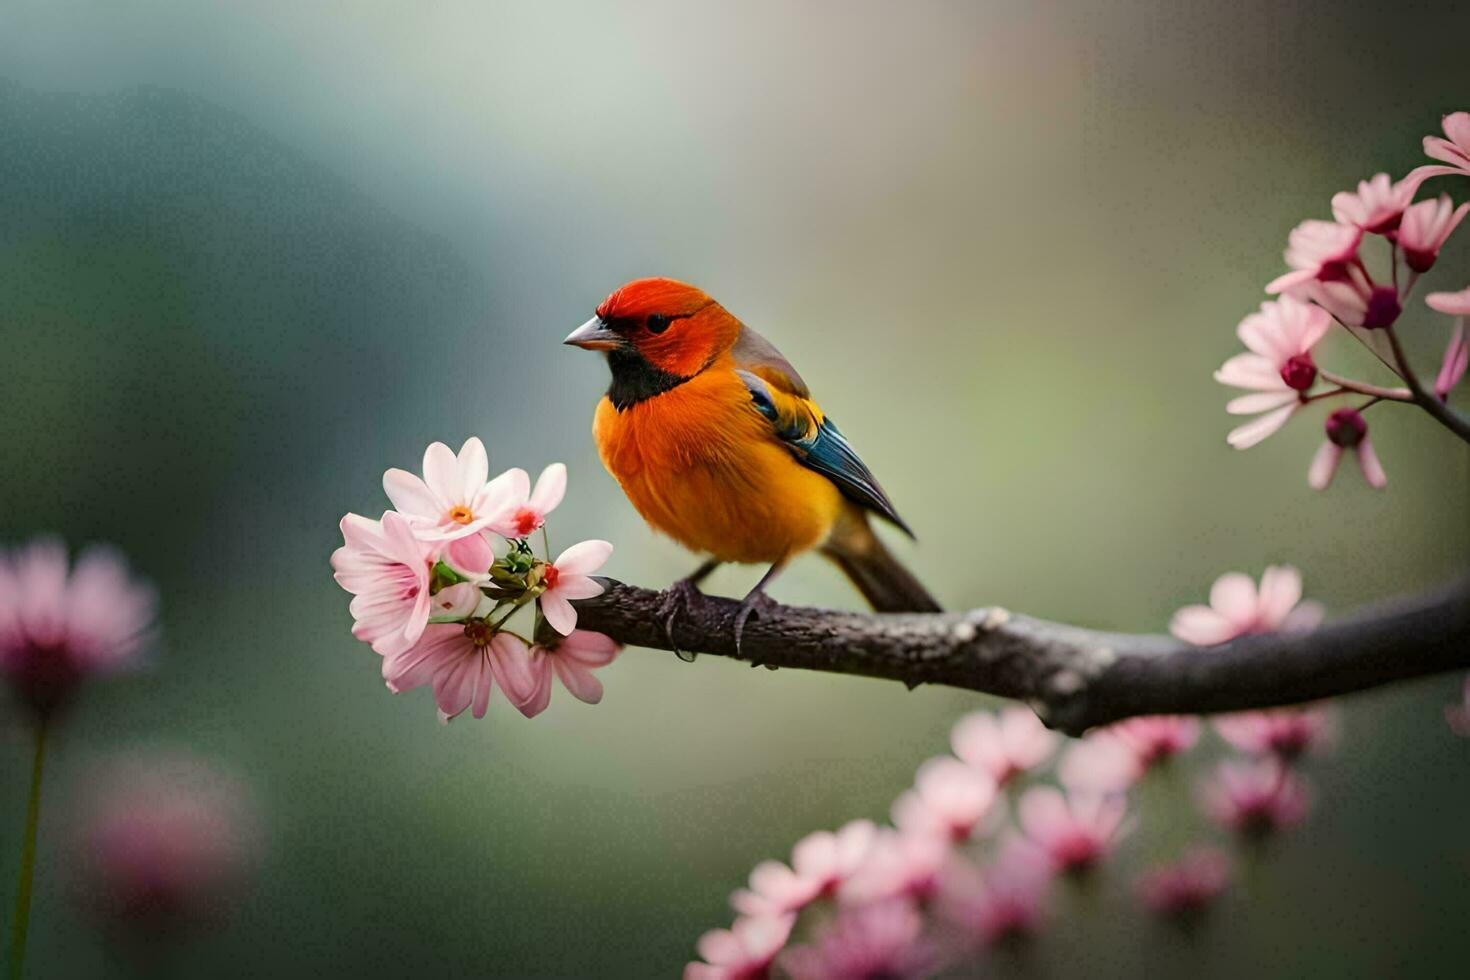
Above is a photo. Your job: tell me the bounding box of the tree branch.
[573,577,1470,736]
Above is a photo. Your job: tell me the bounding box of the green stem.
[9,715,48,980]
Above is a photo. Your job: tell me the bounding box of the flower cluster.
[332,438,620,722]
[0,537,157,716]
[1217,112,1470,486]
[686,566,1333,978]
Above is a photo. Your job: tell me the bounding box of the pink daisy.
[1201,759,1309,839]
[1397,196,1469,273]
[838,828,951,906]
[381,622,536,722]
[0,537,157,714]
[950,707,1058,786]
[1406,111,1470,188]
[684,915,794,980]
[517,629,622,717]
[1330,173,1415,234]
[938,839,1050,948]
[1212,706,1335,759]
[779,898,936,980]
[1214,297,1332,449]
[538,540,612,635]
[382,437,519,542]
[732,820,878,918]
[891,756,997,843]
[1265,220,1363,295]
[1169,565,1325,647]
[1136,848,1231,921]
[1308,408,1387,491]
[485,463,567,540]
[1016,786,1130,875]
[331,512,434,658]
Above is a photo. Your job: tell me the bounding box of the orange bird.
[564,277,940,645]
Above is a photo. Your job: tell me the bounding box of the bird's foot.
[734,590,781,663]
[657,578,706,662]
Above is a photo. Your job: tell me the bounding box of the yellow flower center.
[447,505,474,525]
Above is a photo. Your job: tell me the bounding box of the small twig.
[1316,370,1413,402]
[1385,326,1470,444]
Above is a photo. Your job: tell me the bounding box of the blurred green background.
[1,1,1468,976]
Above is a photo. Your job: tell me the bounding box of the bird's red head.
[565,277,742,381]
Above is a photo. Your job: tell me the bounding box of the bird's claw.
[657,579,705,662]
[733,591,780,663]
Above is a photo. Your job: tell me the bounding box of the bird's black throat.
[605,347,692,410]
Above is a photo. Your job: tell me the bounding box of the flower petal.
[554,539,613,576]
[1226,403,1297,449]
[553,657,605,704]
[539,592,578,635]
[1307,440,1342,491]
[383,468,440,519]
[529,463,568,515]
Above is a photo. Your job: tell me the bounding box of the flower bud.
[1325,408,1367,448]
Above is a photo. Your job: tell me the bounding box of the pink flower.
[1397,195,1469,273]
[950,707,1058,785]
[938,840,1050,948]
[838,828,951,906]
[1406,111,1470,188]
[779,899,936,980]
[538,540,612,635]
[381,622,536,722]
[1445,675,1470,738]
[332,512,434,658]
[485,463,567,539]
[732,820,878,918]
[1331,173,1415,234]
[1169,565,1325,647]
[1215,298,1331,449]
[891,756,997,842]
[1136,848,1231,920]
[517,630,622,717]
[1201,759,1309,839]
[1212,706,1335,759]
[1107,715,1201,767]
[685,915,794,980]
[1435,321,1468,401]
[1265,220,1363,294]
[382,437,519,542]
[71,751,260,935]
[0,537,157,714]
[1056,732,1143,794]
[1016,786,1130,875]
[1308,408,1387,490]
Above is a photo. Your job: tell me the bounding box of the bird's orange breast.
[593,368,845,564]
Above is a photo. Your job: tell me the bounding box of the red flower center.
[543,565,560,590]
[1361,286,1402,329]
[512,509,539,537]
[1280,353,1317,391]
[1325,408,1367,448]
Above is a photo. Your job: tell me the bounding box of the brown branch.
[573,577,1470,736]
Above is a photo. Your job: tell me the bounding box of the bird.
[564,277,941,651]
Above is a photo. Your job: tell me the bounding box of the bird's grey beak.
[563,316,621,351]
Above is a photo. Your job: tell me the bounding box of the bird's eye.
[646,314,671,334]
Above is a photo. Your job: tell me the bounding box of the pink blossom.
[71,752,260,935]
[838,828,951,906]
[381,623,536,722]
[1056,732,1143,794]
[1016,786,1130,875]
[938,840,1050,948]
[0,537,157,714]
[538,540,612,635]
[891,756,997,842]
[1107,715,1201,767]
[485,463,567,539]
[732,820,878,918]
[779,898,936,980]
[1288,278,1402,330]
[1406,111,1470,188]
[1201,759,1309,839]
[1212,706,1335,759]
[517,630,622,717]
[1445,675,1470,737]
[332,512,434,658]
[1308,408,1386,491]
[382,437,519,542]
[1136,848,1231,920]
[1331,173,1415,234]
[685,915,794,980]
[1169,565,1325,647]
[950,707,1058,785]
[1215,297,1331,449]
[1435,322,1468,402]
[1397,196,1469,273]
[1265,220,1363,295]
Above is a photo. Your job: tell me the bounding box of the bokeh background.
[2,1,1468,976]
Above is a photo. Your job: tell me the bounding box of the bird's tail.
[820,507,942,613]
